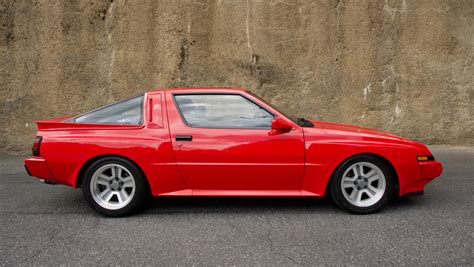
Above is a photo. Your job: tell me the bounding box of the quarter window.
[69,95,144,125]
[174,94,273,128]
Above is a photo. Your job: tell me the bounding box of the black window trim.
[172,92,276,130]
[66,94,145,126]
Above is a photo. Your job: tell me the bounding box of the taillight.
[32,136,42,156]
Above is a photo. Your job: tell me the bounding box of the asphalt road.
[1,146,472,265]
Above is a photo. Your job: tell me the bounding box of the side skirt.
[154,190,323,197]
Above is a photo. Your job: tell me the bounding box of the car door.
[166,91,305,193]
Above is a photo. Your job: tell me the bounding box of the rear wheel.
[330,155,395,214]
[82,157,149,217]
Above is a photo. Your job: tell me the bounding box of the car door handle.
[176,135,193,141]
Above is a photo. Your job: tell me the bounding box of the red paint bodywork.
[25,88,442,197]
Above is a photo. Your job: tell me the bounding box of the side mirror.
[271,117,293,131]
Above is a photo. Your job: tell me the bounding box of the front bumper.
[24,157,55,182]
[400,160,443,197]
[419,160,443,180]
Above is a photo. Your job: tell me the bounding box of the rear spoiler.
[37,122,70,130]
[36,115,75,130]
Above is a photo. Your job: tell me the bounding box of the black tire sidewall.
[330,155,394,214]
[82,157,148,217]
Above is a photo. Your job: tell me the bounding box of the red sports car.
[24,88,442,216]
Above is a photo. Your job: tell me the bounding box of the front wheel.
[82,157,149,217]
[330,155,395,214]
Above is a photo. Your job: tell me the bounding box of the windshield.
[247,91,314,127]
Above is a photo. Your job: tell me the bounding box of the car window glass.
[174,94,273,128]
[71,95,144,125]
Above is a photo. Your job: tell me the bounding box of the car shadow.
[145,196,334,215]
[143,195,424,215]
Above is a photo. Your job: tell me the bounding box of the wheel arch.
[76,154,150,191]
[324,152,400,196]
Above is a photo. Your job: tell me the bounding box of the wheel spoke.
[105,191,115,202]
[343,175,356,182]
[100,174,113,181]
[121,177,134,188]
[118,190,129,203]
[114,192,123,203]
[97,180,109,186]
[365,169,376,179]
[99,188,112,201]
[351,166,359,179]
[368,184,378,193]
[110,166,116,178]
[349,188,358,200]
[366,187,376,198]
[117,167,123,179]
[368,175,380,183]
[343,180,355,188]
[97,175,111,186]
[355,190,363,202]
[358,164,364,177]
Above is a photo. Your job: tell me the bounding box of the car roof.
[148,88,247,93]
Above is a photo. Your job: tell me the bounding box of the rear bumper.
[24,157,55,182]
[400,160,443,197]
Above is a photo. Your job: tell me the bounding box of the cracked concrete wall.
[1,0,473,154]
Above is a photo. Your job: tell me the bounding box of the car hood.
[314,121,398,137]
[309,120,427,149]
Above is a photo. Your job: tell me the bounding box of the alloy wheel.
[340,162,386,207]
[90,163,136,210]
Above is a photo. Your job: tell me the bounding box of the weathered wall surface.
[1,0,473,154]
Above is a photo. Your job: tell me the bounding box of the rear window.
[67,95,144,125]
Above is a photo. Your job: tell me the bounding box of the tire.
[82,157,149,217]
[329,155,395,214]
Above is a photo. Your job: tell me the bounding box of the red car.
[24,88,442,216]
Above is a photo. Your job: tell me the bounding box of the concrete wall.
[1,0,473,154]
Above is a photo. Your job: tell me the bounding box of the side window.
[70,95,144,125]
[174,94,273,128]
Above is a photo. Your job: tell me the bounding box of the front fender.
[301,140,423,197]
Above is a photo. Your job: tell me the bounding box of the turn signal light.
[32,136,43,156]
[417,155,434,161]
